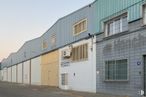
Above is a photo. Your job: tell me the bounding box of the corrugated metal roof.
[1,0,145,68]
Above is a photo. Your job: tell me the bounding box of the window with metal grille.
[72,43,88,62]
[143,5,146,24]
[61,73,68,85]
[73,19,87,35]
[51,34,56,46]
[105,59,128,81]
[105,14,128,36]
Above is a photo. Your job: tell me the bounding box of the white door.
[23,60,30,84]
[12,65,17,83]
[31,57,41,85]
[17,63,23,83]
[0,70,2,81]
[3,68,7,81]
[8,67,12,82]
[0,69,4,81]
[61,73,68,89]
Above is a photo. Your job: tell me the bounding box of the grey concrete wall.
[96,19,146,97]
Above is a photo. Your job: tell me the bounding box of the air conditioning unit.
[62,49,71,58]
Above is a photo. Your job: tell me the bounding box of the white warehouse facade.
[59,37,96,93]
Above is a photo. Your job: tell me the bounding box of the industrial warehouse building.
[1,0,146,97]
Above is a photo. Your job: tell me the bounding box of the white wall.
[3,68,7,81]
[31,56,41,85]
[59,37,96,93]
[23,60,30,84]
[8,67,12,82]
[17,63,23,83]
[12,65,17,83]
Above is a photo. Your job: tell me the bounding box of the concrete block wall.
[96,19,146,97]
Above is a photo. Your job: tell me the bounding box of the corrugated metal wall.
[1,0,145,69]
[1,59,7,69]
[11,37,42,66]
[92,0,143,33]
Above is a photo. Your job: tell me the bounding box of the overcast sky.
[0,0,94,61]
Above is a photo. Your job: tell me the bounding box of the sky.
[0,0,94,61]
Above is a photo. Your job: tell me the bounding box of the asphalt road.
[0,82,125,97]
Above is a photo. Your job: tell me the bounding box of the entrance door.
[144,56,146,96]
[61,73,68,88]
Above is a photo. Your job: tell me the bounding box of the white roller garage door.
[8,67,12,82]
[0,70,2,81]
[31,56,41,85]
[3,68,7,81]
[12,65,17,83]
[17,63,23,83]
[23,60,30,84]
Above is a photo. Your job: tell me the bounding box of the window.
[73,19,87,35]
[42,40,47,49]
[106,15,128,36]
[51,34,56,46]
[143,5,146,24]
[105,59,128,81]
[72,43,88,62]
[122,16,128,31]
[61,73,68,85]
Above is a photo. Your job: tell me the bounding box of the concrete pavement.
[0,82,127,97]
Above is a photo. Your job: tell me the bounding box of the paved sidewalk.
[0,81,128,97]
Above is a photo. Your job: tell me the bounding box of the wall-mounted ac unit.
[62,49,71,58]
